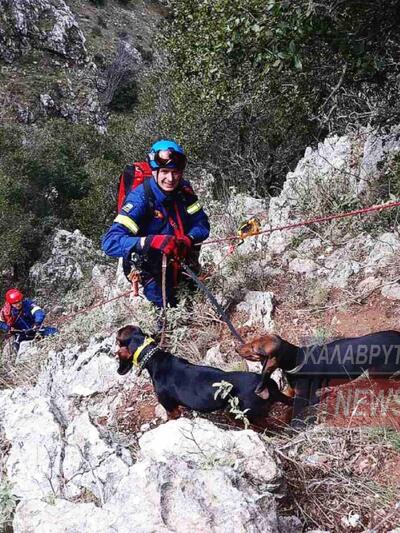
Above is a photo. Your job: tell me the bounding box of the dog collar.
[133,337,155,366]
[286,351,306,375]
[137,345,159,375]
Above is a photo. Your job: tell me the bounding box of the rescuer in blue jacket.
[102,139,210,307]
[0,288,58,353]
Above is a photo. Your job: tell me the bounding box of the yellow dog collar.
[132,337,155,366]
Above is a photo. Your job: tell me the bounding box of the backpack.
[117,161,153,212]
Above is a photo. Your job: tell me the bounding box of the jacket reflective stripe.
[31,306,41,315]
[187,201,201,215]
[114,215,139,234]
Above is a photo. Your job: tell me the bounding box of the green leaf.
[294,56,302,70]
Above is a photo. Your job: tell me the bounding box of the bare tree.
[100,40,142,107]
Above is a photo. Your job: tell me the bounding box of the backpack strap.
[118,165,135,212]
[143,177,155,212]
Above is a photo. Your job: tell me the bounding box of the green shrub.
[158,0,400,197]
[0,479,16,530]
[109,79,138,112]
[0,119,127,292]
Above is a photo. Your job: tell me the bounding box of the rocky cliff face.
[0,0,159,127]
[0,0,87,63]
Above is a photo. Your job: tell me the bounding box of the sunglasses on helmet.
[153,149,187,171]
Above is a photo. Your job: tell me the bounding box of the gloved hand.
[144,235,178,257]
[176,235,192,257]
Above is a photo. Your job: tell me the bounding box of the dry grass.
[271,426,400,532]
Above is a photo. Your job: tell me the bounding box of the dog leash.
[181,262,244,344]
[160,254,168,349]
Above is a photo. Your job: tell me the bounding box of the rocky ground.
[1,130,400,531]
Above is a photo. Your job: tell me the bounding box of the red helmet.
[5,288,23,304]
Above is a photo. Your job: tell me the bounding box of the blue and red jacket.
[0,299,45,332]
[102,177,210,260]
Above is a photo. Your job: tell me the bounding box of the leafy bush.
[109,79,138,112]
[159,0,400,196]
[0,120,126,293]
[0,478,16,530]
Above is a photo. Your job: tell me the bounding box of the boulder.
[37,336,127,401]
[139,418,281,491]
[12,418,302,533]
[29,229,103,299]
[381,283,400,300]
[289,258,318,275]
[266,135,354,254]
[203,343,227,369]
[14,499,112,533]
[365,232,400,270]
[0,388,63,499]
[63,412,132,501]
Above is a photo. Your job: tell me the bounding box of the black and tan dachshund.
[239,330,400,423]
[116,325,293,424]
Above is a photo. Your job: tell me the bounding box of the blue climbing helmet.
[147,139,187,171]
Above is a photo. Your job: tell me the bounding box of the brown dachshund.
[239,330,400,425]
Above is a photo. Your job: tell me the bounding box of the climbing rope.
[20,198,400,339]
[202,199,400,247]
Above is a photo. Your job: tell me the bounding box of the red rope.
[48,200,400,330]
[202,200,400,246]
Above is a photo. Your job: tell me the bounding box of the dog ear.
[117,357,133,376]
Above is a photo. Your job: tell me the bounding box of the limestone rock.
[0,388,62,499]
[139,418,281,492]
[381,283,400,300]
[37,336,127,401]
[358,131,400,195]
[203,343,228,369]
[14,499,112,533]
[29,229,103,299]
[266,135,354,254]
[63,412,132,501]
[289,258,318,275]
[0,0,87,63]
[357,276,382,294]
[365,232,400,270]
[12,418,301,533]
[237,291,274,330]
